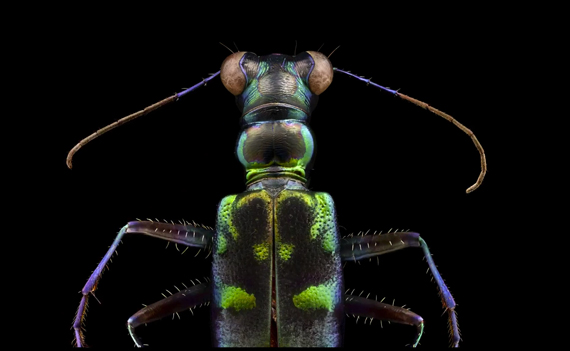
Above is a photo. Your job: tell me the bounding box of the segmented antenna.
[334,68,486,194]
[219,42,234,54]
[66,71,220,169]
[328,45,341,58]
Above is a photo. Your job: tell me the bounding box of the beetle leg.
[340,232,421,260]
[73,221,214,347]
[127,281,211,347]
[344,294,424,347]
[340,232,459,347]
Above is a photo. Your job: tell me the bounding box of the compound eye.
[220,52,247,95]
[306,51,333,95]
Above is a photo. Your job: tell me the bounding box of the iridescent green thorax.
[236,121,315,185]
[233,53,320,185]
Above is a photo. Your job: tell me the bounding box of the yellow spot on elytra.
[221,286,256,311]
[253,242,270,261]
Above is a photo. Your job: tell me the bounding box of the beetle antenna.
[233,41,239,52]
[317,43,325,52]
[334,68,487,194]
[328,45,341,58]
[294,40,298,55]
[219,42,234,54]
[66,71,221,169]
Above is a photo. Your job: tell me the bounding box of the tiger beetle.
[68,46,486,347]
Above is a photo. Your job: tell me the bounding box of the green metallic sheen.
[273,191,336,254]
[292,278,340,312]
[241,60,313,118]
[213,179,343,346]
[212,51,344,346]
[278,243,294,261]
[217,234,227,255]
[217,195,238,240]
[310,193,337,253]
[234,52,319,186]
[275,189,314,207]
[253,242,270,261]
[414,321,425,347]
[245,167,306,182]
[212,189,273,347]
[235,190,273,209]
[220,285,257,311]
[236,121,315,185]
[274,190,312,262]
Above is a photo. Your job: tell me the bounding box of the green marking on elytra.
[278,243,295,260]
[292,279,338,312]
[217,234,227,254]
[220,286,256,311]
[218,195,238,240]
[275,192,311,261]
[253,242,270,261]
[310,193,337,253]
[237,191,269,207]
[279,191,314,211]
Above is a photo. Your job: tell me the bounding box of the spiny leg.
[341,232,421,261]
[128,280,211,347]
[344,293,424,347]
[73,220,214,347]
[340,231,460,347]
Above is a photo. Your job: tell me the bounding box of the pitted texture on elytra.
[212,190,273,347]
[275,191,338,254]
[218,195,238,241]
[213,186,343,347]
[253,242,270,261]
[217,234,227,254]
[274,191,312,261]
[278,243,295,260]
[236,191,272,209]
[311,193,337,253]
[274,189,343,347]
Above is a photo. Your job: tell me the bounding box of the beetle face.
[221,51,333,96]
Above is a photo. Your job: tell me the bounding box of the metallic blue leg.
[73,221,214,347]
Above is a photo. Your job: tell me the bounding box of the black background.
[55,36,497,347]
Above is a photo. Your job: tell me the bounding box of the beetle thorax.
[220,51,333,186]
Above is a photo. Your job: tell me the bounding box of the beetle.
[67,42,484,350]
